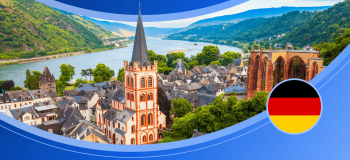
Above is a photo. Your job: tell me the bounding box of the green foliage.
[0,0,112,59]
[93,63,113,82]
[219,51,242,66]
[59,64,75,84]
[109,70,115,78]
[194,45,219,65]
[117,67,124,82]
[94,76,103,83]
[9,86,23,91]
[171,98,193,118]
[55,79,65,96]
[163,92,268,141]
[24,69,41,90]
[210,61,221,66]
[316,28,350,66]
[74,78,88,88]
[1,80,14,92]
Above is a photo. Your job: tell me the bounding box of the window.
[148,114,153,125]
[131,138,135,145]
[109,131,111,138]
[121,140,123,145]
[127,93,130,100]
[140,94,146,101]
[127,77,130,86]
[159,124,162,129]
[148,77,152,87]
[143,135,147,143]
[141,115,146,126]
[132,117,134,121]
[118,123,120,129]
[113,122,115,129]
[131,78,134,88]
[149,134,153,142]
[34,121,36,125]
[141,78,145,88]
[131,125,135,133]
[122,127,124,131]
[147,93,153,100]
[131,93,134,101]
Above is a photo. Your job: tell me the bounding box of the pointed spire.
[175,58,186,70]
[130,3,151,67]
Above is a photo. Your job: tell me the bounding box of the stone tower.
[39,66,56,93]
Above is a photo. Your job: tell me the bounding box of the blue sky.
[92,0,344,28]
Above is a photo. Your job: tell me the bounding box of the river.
[0,37,241,87]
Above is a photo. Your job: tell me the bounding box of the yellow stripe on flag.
[270,115,319,133]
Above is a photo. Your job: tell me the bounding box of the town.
[0,6,326,145]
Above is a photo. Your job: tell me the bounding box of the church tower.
[123,4,163,144]
[39,66,56,93]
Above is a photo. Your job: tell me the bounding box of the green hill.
[277,0,350,48]
[0,0,111,59]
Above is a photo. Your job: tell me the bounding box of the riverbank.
[0,46,129,66]
[168,50,191,53]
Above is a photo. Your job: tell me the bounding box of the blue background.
[1,0,350,159]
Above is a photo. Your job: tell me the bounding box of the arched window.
[148,77,152,87]
[127,77,130,87]
[131,93,134,101]
[121,140,123,145]
[149,134,153,142]
[109,131,111,138]
[131,78,134,88]
[127,93,130,100]
[141,115,146,126]
[147,93,153,100]
[141,78,145,88]
[148,114,153,125]
[131,125,135,133]
[118,122,120,129]
[143,135,147,143]
[140,94,146,101]
[113,122,115,129]
[122,127,124,131]
[159,124,162,129]
[131,138,135,145]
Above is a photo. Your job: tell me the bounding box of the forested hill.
[55,9,115,38]
[277,0,350,47]
[0,0,106,59]
[167,10,316,44]
[184,6,330,30]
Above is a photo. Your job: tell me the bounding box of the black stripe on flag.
[270,80,319,98]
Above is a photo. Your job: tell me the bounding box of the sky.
[91,0,344,28]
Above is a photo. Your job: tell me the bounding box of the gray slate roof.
[175,58,186,70]
[102,108,121,121]
[56,106,85,134]
[130,6,151,67]
[115,128,126,136]
[116,108,135,123]
[110,86,125,103]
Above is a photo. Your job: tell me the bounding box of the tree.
[94,76,103,83]
[210,61,221,66]
[55,79,65,95]
[1,80,14,92]
[171,98,193,118]
[166,52,187,68]
[80,69,88,80]
[158,87,171,124]
[219,51,242,66]
[0,80,4,93]
[243,47,249,53]
[87,68,93,81]
[9,86,23,91]
[24,69,41,90]
[93,63,113,82]
[59,64,75,85]
[148,50,167,64]
[74,78,88,88]
[117,67,124,82]
[109,70,115,78]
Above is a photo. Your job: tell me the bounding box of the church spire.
[130,3,151,67]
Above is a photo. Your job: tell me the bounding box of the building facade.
[39,66,56,93]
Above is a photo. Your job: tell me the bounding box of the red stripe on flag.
[268,98,321,115]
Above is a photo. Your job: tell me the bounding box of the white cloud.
[91,0,344,28]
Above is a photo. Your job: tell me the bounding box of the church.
[95,5,166,145]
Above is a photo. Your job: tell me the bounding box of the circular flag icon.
[267,79,322,134]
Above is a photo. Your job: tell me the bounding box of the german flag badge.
[267,79,322,134]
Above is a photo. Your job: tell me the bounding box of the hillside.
[85,17,182,37]
[277,0,350,47]
[184,6,330,30]
[0,0,108,59]
[167,11,316,45]
[55,9,116,38]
